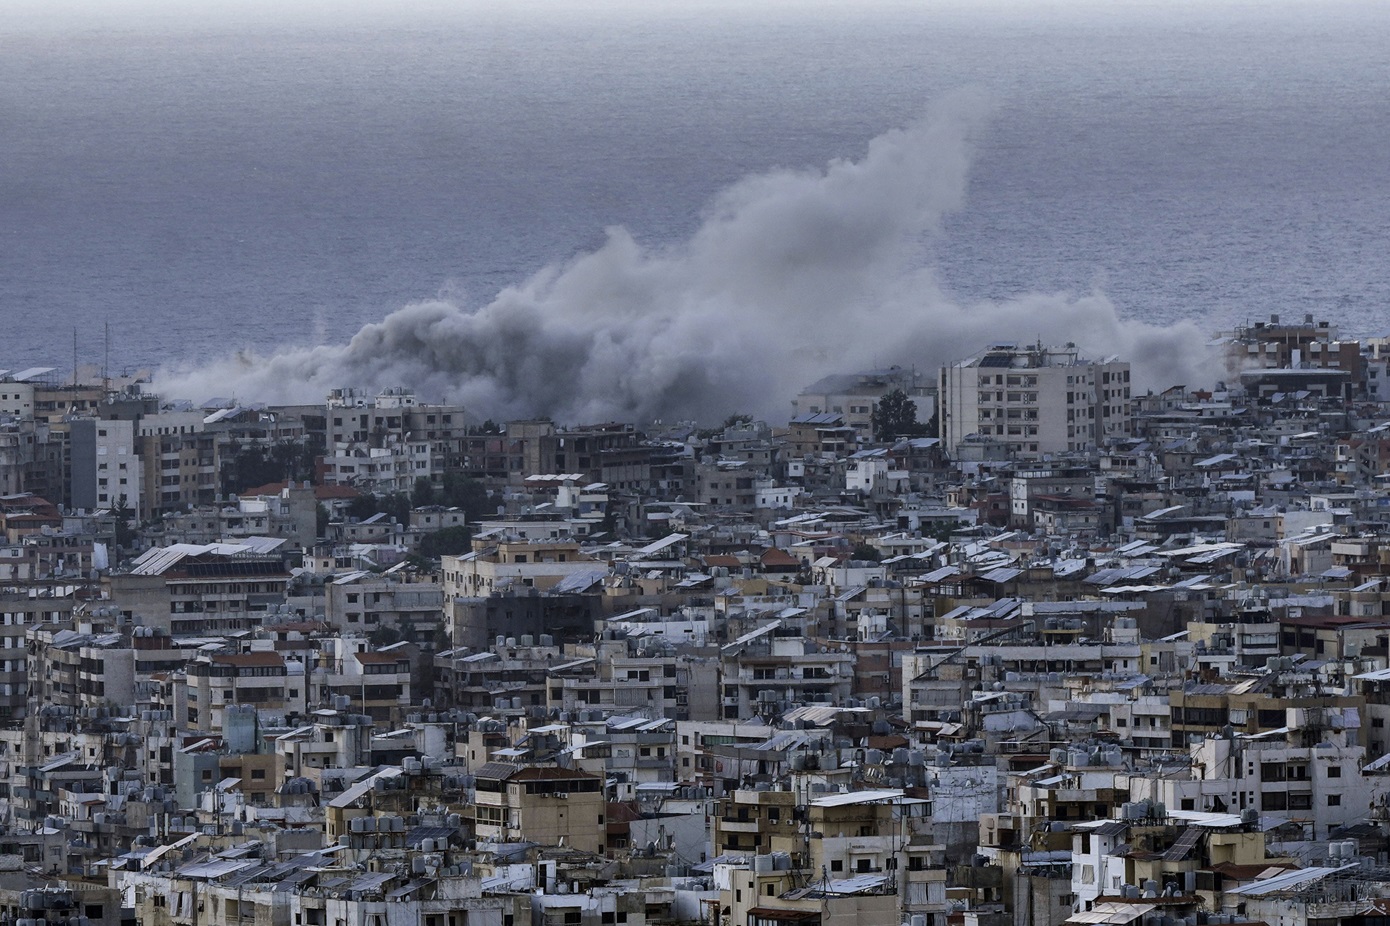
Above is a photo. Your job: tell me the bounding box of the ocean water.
[3,0,1389,382]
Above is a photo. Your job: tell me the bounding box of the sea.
[3,0,1389,381]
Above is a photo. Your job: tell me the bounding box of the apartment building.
[108,540,293,636]
[185,651,291,732]
[68,417,142,513]
[940,343,1131,458]
[470,761,605,854]
[719,623,855,721]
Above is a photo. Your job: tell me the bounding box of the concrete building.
[68,417,141,513]
[793,366,937,440]
[470,762,605,854]
[940,343,1131,459]
[108,539,293,635]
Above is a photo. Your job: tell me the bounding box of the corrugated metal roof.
[821,874,889,895]
[177,859,258,880]
[809,788,904,808]
[347,871,395,893]
[327,767,403,808]
[1229,863,1358,896]
[1064,902,1147,924]
[633,533,688,557]
[552,569,606,594]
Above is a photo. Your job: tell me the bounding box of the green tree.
[922,519,962,542]
[850,542,881,562]
[221,438,321,495]
[112,495,136,552]
[412,476,437,507]
[383,492,412,526]
[418,525,473,559]
[368,624,402,647]
[346,492,380,521]
[871,388,925,442]
[441,473,494,521]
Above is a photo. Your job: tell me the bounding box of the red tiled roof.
[241,481,288,497]
[759,547,801,568]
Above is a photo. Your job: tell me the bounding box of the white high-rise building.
[939,343,1131,459]
[69,417,142,513]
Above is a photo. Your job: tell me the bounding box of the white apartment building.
[69,417,142,513]
[940,343,1131,459]
[0,380,35,419]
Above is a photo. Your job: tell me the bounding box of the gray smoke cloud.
[159,94,1214,421]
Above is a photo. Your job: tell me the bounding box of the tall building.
[939,343,1131,459]
[325,387,468,489]
[69,417,142,513]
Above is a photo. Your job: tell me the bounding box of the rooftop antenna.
[72,327,78,388]
[103,320,110,395]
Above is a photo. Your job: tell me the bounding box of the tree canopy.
[870,388,927,442]
[418,525,473,559]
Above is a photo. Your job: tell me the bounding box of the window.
[1328,766,1342,778]
[1328,795,1342,807]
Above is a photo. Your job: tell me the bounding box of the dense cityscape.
[4,313,1390,926]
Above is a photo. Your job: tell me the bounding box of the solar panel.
[1162,826,1202,861]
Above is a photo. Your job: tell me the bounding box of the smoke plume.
[159,94,1213,421]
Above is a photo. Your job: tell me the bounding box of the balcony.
[718,818,761,834]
